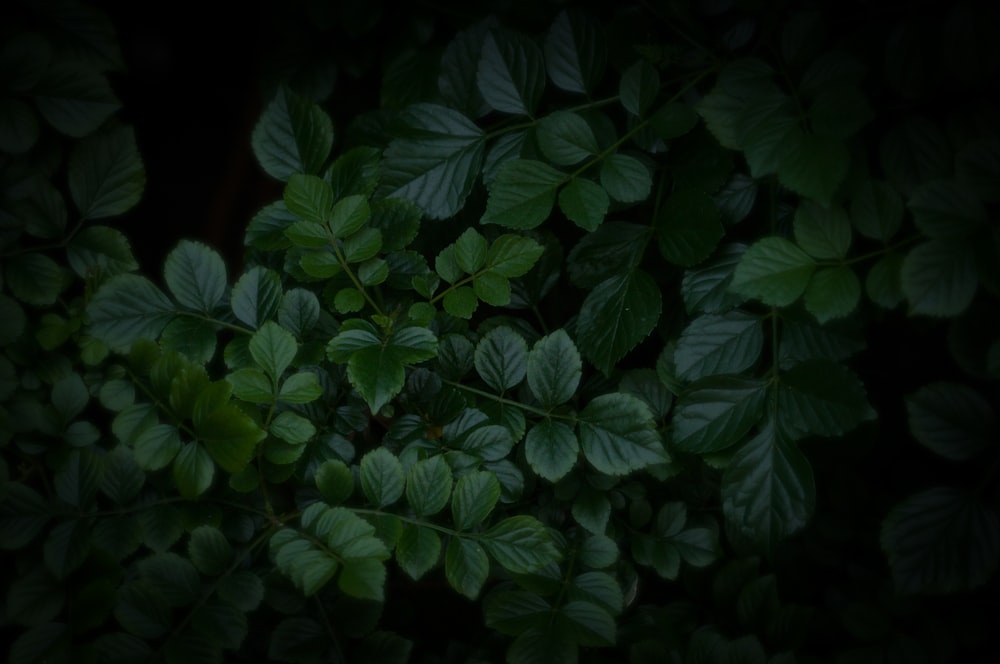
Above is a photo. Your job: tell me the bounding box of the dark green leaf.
[4,252,69,307]
[778,359,875,440]
[315,459,354,504]
[649,102,699,141]
[227,368,273,403]
[54,449,103,508]
[439,17,496,117]
[481,159,565,229]
[66,225,138,278]
[908,179,987,239]
[189,526,232,576]
[278,371,322,404]
[558,177,608,231]
[671,376,768,454]
[133,424,182,471]
[656,188,725,267]
[599,153,652,204]
[268,617,326,662]
[777,130,850,205]
[478,29,545,115]
[482,515,560,573]
[674,311,764,382]
[577,536,618,570]
[443,286,478,319]
[576,270,661,375]
[68,125,145,219]
[730,237,816,306]
[803,266,861,323]
[879,116,951,197]
[850,179,904,243]
[33,62,119,137]
[249,321,298,381]
[283,174,333,224]
[808,85,873,139]
[0,484,50,550]
[793,201,851,260]
[681,243,748,314]
[452,471,501,530]
[245,201,297,250]
[901,240,977,317]
[486,234,545,277]
[338,558,386,601]
[44,519,90,578]
[6,565,64,626]
[455,227,488,273]
[722,420,815,554]
[544,9,606,94]
[475,326,528,392]
[866,252,905,308]
[906,382,996,461]
[251,86,333,180]
[270,411,315,445]
[360,448,406,508]
[329,194,370,238]
[527,329,581,408]
[396,524,441,580]
[881,487,1000,594]
[620,60,659,117]
[405,456,453,517]
[379,104,485,219]
[578,393,669,475]
[537,111,599,165]
[484,590,551,635]
[0,98,39,153]
[572,486,611,534]
[164,240,227,313]
[566,221,647,288]
[558,600,616,647]
[525,420,578,482]
[230,267,283,329]
[195,403,266,473]
[445,537,489,599]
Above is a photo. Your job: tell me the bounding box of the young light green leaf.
[396,524,441,580]
[793,201,852,259]
[730,237,816,306]
[477,29,545,116]
[172,443,214,499]
[379,104,485,219]
[881,487,1000,595]
[576,270,661,375]
[578,393,669,475]
[777,359,875,440]
[674,311,764,382]
[671,376,768,454]
[599,154,652,204]
[68,125,145,219]
[163,240,227,313]
[656,188,725,267]
[906,382,996,461]
[482,515,560,574]
[475,326,528,392]
[405,456,453,517]
[901,240,977,317]
[445,537,489,599]
[249,321,298,381]
[525,420,579,482]
[527,329,581,408]
[360,447,406,508]
[481,159,565,229]
[537,111,599,165]
[722,420,816,555]
[620,60,660,117]
[251,86,333,180]
[558,177,608,231]
[230,266,283,329]
[452,471,502,530]
[803,266,861,323]
[544,9,607,94]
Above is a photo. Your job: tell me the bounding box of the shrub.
[2,0,998,662]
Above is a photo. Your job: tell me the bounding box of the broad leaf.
[671,377,768,453]
[251,86,332,180]
[620,60,659,117]
[908,179,986,239]
[544,9,606,94]
[438,18,496,117]
[537,111,599,165]
[481,159,565,229]
[599,154,652,204]
[88,274,175,351]
[681,243,748,314]
[482,516,560,573]
[4,253,68,307]
[33,62,120,137]
[249,321,298,381]
[526,329,581,408]
[674,311,764,381]
[558,177,608,231]
[803,266,861,323]
[445,537,489,599]
[360,447,405,507]
[231,267,283,329]
[578,393,669,475]
[405,456,453,517]
[379,104,485,219]
[396,524,441,580]
[730,237,816,306]
[777,359,875,440]
[656,188,725,267]
[68,125,145,219]
[452,471,501,530]
[478,29,545,116]
[901,239,977,317]
[777,130,850,205]
[172,443,214,499]
[525,420,579,482]
[486,235,545,277]
[164,241,227,313]
[721,420,816,554]
[576,269,662,375]
[906,382,996,461]
[283,174,333,224]
[793,202,851,260]
[474,326,528,393]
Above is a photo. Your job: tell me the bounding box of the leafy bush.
[2,0,999,662]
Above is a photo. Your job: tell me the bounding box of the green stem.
[441,378,575,421]
[126,367,198,439]
[331,241,385,317]
[176,310,254,335]
[350,508,462,538]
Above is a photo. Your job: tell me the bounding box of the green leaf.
[537,111,599,165]
[163,240,227,313]
[803,266,861,323]
[620,60,660,117]
[881,487,1000,594]
[737,91,799,178]
[439,17,495,117]
[656,188,725,267]
[0,294,27,345]
[455,228,488,273]
[327,321,438,413]
[730,237,816,306]
[217,571,264,612]
[906,382,996,461]
[443,287,478,319]
[578,393,669,475]
[599,153,652,204]
[44,519,90,579]
[481,159,565,229]
[278,371,322,404]
[251,86,333,180]
[188,526,232,577]
[0,98,39,153]
[525,420,579,482]
[268,617,326,662]
[558,177,609,231]
[315,459,354,504]
[329,194,370,238]
[231,266,283,329]
[866,252,905,308]
[478,28,545,115]
[722,420,816,554]
[486,234,545,277]
[527,329,581,408]
[339,559,386,601]
[475,326,528,393]
[270,411,315,445]
[379,103,485,219]
[650,102,699,141]
[54,449,103,508]
[33,62,119,137]
[473,270,511,306]
[572,486,611,534]
[396,524,441,580]
[850,179,904,243]
[0,484,50,550]
[452,471,502,530]
[249,321,298,381]
[908,179,987,239]
[360,447,405,507]
[576,270,662,375]
[544,9,606,94]
[4,253,69,307]
[283,174,333,224]
[674,311,764,382]
[578,537,619,571]
[558,600,616,647]
[343,229,382,264]
[671,377,768,454]
[482,516,560,573]
[191,599,248,650]
[195,403,266,473]
[66,225,138,278]
[100,446,145,505]
[277,289,319,338]
[901,239,977,317]
[172,443,214,498]
[6,565,64,627]
[68,125,145,219]
[227,368,273,403]
[133,424,183,471]
[445,537,490,599]
[405,456,453,517]
[681,243,749,314]
[245,201,297,250]
[777,359,875,440]
[793,202,851,259]
[777,130,850,205]
[567,221,647,288]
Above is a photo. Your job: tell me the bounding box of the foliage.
[2,0,999,662]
